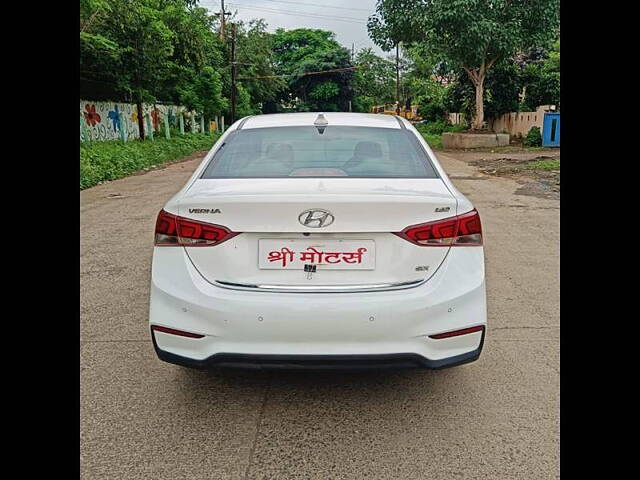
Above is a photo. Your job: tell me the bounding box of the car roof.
[237,112,403,130]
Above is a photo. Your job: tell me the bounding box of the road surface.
[80,149,559,479]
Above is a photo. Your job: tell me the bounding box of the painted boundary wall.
[448,105,556,137]
[80,100,199,141]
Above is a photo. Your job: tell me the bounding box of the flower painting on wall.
[107,105,121,132]
[83,104,101,126]
[81,101,184,141]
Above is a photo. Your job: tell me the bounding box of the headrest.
[265,143,294,163]
[353,141,382,159]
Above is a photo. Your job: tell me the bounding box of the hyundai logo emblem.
[298,209,335,228]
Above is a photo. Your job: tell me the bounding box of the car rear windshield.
[201,126,438,178]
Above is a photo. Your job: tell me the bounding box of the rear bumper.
[149,246,487,368]
[152,327,485,370]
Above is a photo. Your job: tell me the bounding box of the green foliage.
[235,19,287,111]
[79,31,119,59]
[369,0,560,69]
[80,133,219,189]
[158,3,227,114]
[444,79,475,122]
[352,96,376,113]
[353,48,396,112]
[272,28,337,73]
[80,0,227,114]
[484,60,523,118]
[524,126,542,147]
[271,28,354,111]
[444,37,560,119]
[444,59,525,120]
[415,120,463,135]
[175,65,227,118]
[401,44,449,121]
[526,159,560,171]
[80,0,558,146]
[522,40,560,110]
[369,0,560,127]
[417,102,445,122]
[409,77,447,121]
[422,133,442,149]
[235,83,259,117]
[309,82,340,101]
[421,133,442,149]
[415,121,466,149]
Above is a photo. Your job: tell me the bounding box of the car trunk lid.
[179,178,457,288]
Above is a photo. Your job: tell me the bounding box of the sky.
[199,0,387,56]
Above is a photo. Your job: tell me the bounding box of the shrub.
[524,126,542,147]
[80,133,219,190]
[416,120,448,135]
[418,132,442,149]
[447,123,467,133]
[415,120,467,136]
[417,103,446,123]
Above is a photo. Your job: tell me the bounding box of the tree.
[352,48,396,112]
[484,60,523,118]
[80,0,120,79]
[368,0,560,129]
[234,82,257,117]
[106,2,174,102]
[521,39,560,110]
[271,28,354,111]
[444,36,559,123]
[401,44,449,121]
[80,0,230,135]
[444,59,523,121]
[443,76,475,125]
[174,65,227,119]
[235,19,287,113]
[160,2,228,118]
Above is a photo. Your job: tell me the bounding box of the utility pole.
[396,43,400,115]
[215,0,231,40]
[349,43,354,113]
[230,22,237,124]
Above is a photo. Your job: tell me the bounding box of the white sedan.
[149,112,486,369]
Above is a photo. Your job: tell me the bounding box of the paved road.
[80,151,559,479]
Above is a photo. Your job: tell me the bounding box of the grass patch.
[523,159,560,171]
[80,133,220,190]
[415,121,466,150]
[458,145,549,153]
[421,133,443,149]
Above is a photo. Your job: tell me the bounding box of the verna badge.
[298,209,335,228]
[188,208,221,214]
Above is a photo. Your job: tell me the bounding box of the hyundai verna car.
[149,112,486,369]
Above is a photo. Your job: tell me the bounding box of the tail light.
[151,325,205,339]
[395,209,482,246]
[429,325,484,339]
[154,209,239,246]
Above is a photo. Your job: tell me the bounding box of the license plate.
[258,239,375,270]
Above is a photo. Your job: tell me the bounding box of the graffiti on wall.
[80,100,197,141]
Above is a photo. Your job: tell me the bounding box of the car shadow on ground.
[173,364,475,406]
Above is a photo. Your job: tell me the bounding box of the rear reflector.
[155,209,239,246]
[395,209,482,246]
[151,325,205,339]
[429,325,485,339]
